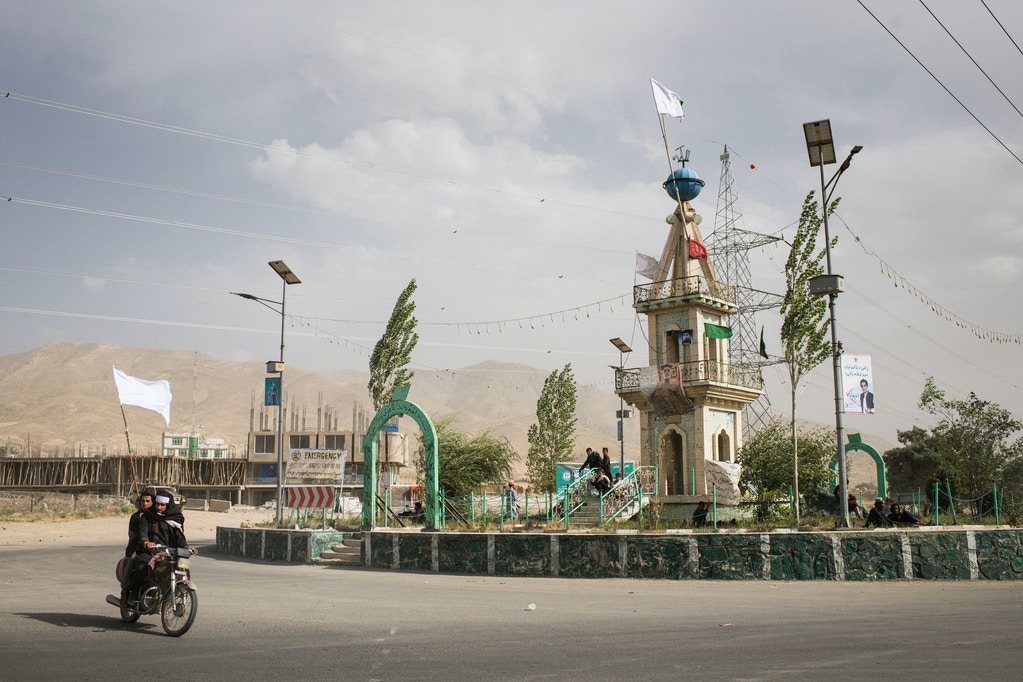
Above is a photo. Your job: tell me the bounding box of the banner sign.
[639,365,694,418]
[264,377,280,406]
[841,354,875,414]
[285,448,347,481]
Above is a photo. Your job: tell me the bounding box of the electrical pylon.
[706,145,782,439]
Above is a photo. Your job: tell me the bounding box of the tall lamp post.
[231,260,301,523]
[609,337,633,478]
[802,120,862,528]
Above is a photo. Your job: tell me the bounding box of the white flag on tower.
[650,79,684,120]
[636,252,660,279]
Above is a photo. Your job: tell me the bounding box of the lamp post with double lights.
[231,260,301,523]
[802,120,862,528]
[609,337,633,478]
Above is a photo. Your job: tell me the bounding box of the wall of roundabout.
[217,526,1023,580]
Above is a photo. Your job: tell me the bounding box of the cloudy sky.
[2,1,1021,446]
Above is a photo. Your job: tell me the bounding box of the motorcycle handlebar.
[147,544,197,557]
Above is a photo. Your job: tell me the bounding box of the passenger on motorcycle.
[148,489,197,556]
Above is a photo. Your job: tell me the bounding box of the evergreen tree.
[525,364,578,493]
[367,278,419,410]
[780,190,837,518]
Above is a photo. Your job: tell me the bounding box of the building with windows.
[244,391,410,507]
[160,433,234,459]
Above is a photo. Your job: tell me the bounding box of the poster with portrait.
[841,354,875,414]
[640,364,694,418]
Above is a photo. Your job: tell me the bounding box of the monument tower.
[615,157,763,512]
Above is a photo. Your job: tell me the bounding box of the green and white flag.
[651,78,684,120]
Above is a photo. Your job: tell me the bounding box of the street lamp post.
[231,260,301,523]
[609,337,633,478]
[803,120,862,529]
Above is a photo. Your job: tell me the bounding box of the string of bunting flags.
[292,293,631,343]
[832,215,1020,345]
[431,293,630,336]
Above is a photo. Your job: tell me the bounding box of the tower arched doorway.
[659,427,686,496]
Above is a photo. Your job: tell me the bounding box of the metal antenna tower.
[707,145,783,438]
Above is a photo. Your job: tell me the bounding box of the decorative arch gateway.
[829,433,887,499]
[361,386,439,531]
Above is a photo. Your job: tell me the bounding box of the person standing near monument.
[504,481,519,520]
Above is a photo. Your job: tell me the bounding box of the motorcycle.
[105,544,198,637]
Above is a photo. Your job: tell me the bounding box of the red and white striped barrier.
[286,486,335,509]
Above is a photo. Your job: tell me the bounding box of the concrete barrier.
[217,526,1023,581]
[216,527,351,562]
[207,499,231,513]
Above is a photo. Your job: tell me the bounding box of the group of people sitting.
[864,497,924,527]
[120,486,195,606]
[579,446,619,494]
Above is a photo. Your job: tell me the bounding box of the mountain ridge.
[0,342,641,475]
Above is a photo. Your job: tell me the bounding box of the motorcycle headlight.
[177,558,190,570]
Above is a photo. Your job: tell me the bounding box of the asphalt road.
[2,540,1021,681]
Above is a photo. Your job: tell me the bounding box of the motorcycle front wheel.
[160,585,197,637]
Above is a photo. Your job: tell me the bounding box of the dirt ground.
[0,506,275,547]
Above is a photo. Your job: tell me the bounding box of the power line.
[0,157,646,259]
[2,194,601,281]
[1,90,653,221]
[982,0,1023,58]
[856,0,1023,167]
[917,0,1023,120]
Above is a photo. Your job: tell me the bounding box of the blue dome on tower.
[662,166,705,202]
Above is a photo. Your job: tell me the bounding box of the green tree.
[999,458,1023,498]
[737,418,834,521]
[779,190,838,518]
[883,426,951,495]
[918,377,1022,515]
[367,278,419,410]
[414,417,517,498]
[525,364,578,493]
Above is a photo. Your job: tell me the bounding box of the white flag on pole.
[636,252,660,279]
[651,78,684,120]
[113,366,172,427]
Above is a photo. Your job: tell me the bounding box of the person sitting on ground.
[864,498,893,528]
[848,493,863,519]
[692,501,709,528]
[398,500,424,518]
[591,468,611,494]
[887,503,923,526]
[600,447,613,481]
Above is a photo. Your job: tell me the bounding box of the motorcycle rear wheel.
[120,599,141,623]
[160,585,197,637]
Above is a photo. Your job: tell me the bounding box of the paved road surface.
[2,539,1021,680]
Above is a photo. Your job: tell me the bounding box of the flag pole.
[655,110,691,278]
[119,403,134,455]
